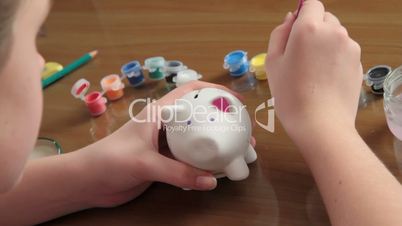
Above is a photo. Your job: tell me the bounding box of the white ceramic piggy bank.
[161,87,257,181]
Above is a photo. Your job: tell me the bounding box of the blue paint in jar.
[223,50,249,77]
[121,61,145,87]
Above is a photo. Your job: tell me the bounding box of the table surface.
[38,0,402,225]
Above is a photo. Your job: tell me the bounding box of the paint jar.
[223,50,249,77]
[384,65,402,140]
[41,62,63,80]
[71,79,108,117]
[144,57,166,80]
[100,74,125,101]
[365,65,392,95]
[85,91,107,117]
[121,61,145,87]
[164,60,187,83]
[173,69,202,87]
[249,53,267,80]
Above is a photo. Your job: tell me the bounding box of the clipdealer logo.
[128,97,275,133]
[254,98,275,133]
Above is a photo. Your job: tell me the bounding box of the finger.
[142,150,217,191]
[324,12,341,25]
[297,0,325,22]
[267,12,296,56]
[250,136,256,148]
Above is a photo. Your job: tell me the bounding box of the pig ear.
[212,96,231,112]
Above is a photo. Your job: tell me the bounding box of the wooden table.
[38,0,402,225]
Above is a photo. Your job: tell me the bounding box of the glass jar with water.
[384,65,402,140]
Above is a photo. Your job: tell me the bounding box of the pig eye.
[194,94,199,99]
[209,117,215,122]
[187,120,192,125]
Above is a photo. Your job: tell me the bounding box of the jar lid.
[100,74,124,91]
[71,79,90,99]
[144,57,165,70]
[366,65,392,81]
[165,60,187,73]
[173,69,202,87]
[224,50,248,69]
[121,61,142,77]
[365,65,392,94]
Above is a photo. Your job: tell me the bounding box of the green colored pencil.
[42,50,98,89]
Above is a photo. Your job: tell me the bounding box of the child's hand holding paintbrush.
[267,0,362,134]
[266,0,402,226]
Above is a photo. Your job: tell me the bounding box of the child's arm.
[0,81,235,225]
[294,118,402,226]
[0,128,213,226]
[0,151,99,226]
[266,0,402,225]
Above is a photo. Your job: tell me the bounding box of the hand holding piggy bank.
[161,87,257,181]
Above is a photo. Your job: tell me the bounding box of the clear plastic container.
[121,61,145,87]
[249,53,267,80]
[364,65,392,95]
[223,50,249,77]
[144,56,166,80]
[100,74,125,101]
[173,69,202,87]
[164,60,187,83]
[384,65,402,140]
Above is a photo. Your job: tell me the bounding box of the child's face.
[0,0,50,181]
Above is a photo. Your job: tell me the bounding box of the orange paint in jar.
[101,74,125,101]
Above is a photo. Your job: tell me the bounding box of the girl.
[0,0,222,225]
[0,0,402,225]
